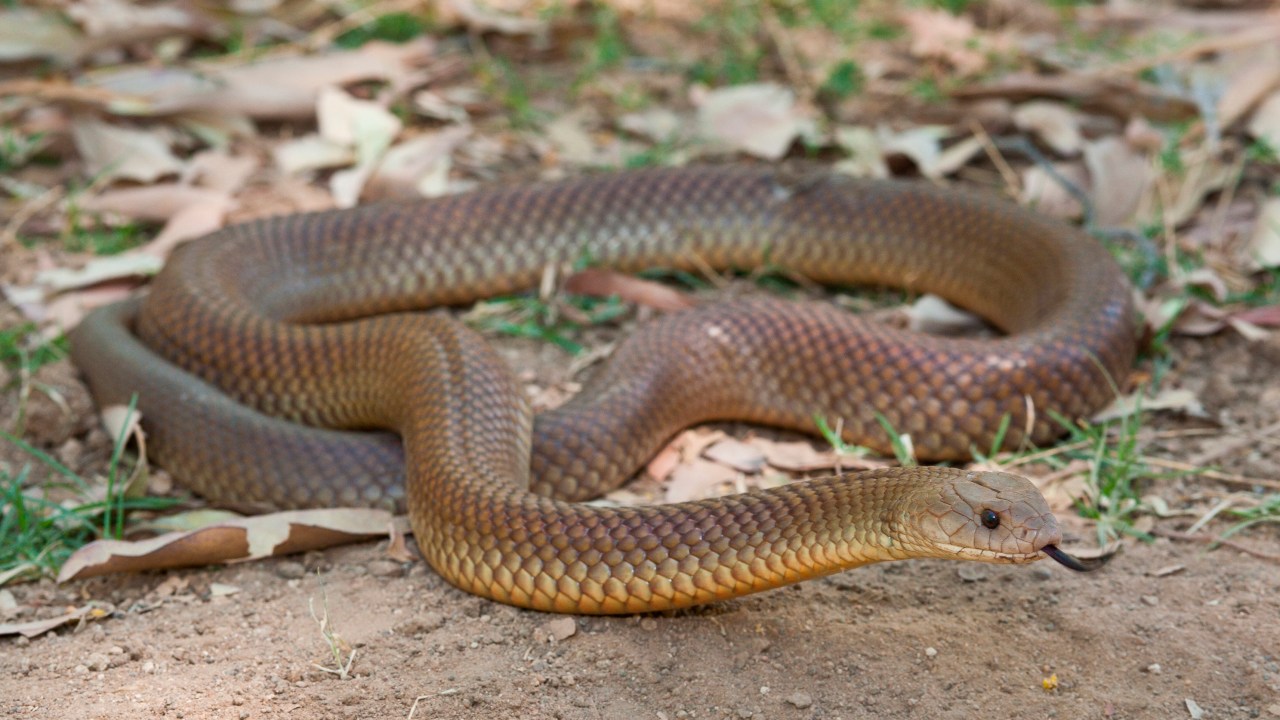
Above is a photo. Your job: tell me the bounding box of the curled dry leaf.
[618,108,685,144]
[1012,101,1084,156]
[695,83,814,160]
[834,126,890,179]
[72,120,185,184]
[57,509,395,581]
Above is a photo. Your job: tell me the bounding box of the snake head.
[907,470,1083,568]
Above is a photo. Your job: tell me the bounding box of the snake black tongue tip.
[1041,544,1110,573]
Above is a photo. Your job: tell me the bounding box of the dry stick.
[1142,457,1280,491]
[1152,528,1280,563]
[969,120,1022,198]
[1089,24,1280,79]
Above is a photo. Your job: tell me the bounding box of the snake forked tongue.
[1042,544,1107,572]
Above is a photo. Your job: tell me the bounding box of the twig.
[968,120,1021,198]
[1088,24,1280,80]
[1141,457,1280,491]
[1151,528,1280,563]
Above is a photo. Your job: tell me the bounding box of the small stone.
[367,560,404,578]
[957,565,987,582]
[1145,663,1162,675]
[736,709,753,719]
[1185,698,1204,719]
[85,653,110,672]
[274,561,306,580]
[925,647,938,659]
[1141,595,1159,607]
[785,692,813,709]
[142,661,156,674]
[1030,566,1054,581]
[1265,702,1280,717]
[640,618,658,632]
[536,617,577,643]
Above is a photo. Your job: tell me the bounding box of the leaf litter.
[0,6,1278,700]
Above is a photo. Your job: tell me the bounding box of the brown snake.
[70,166,1135,613]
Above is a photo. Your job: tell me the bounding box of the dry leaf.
[317,87,402,165]
[58,509,395,581]
[562,269,696,311]
[34,254,165,293]
[703,439,767,473]
[1248,197,1280,270]
[72,120,185,184]
[902,9,985,75]
[273,135,357,175]
[834,126,889,178]
[1092,388,1206,423]
[445,0,547,35]
[748,438,841,472]
[1083,136,1151,226]
[906,294,987,336]
[665,459,738,503]
[366,126,472,200]
[0,605,108,639]
[695,83,813,160]
[1247,91,1280,149]
[1217,55,1280,127]
[1012,101,1084,156]
[1021,161,1088,219]
[186,151,259,195]
[0,8,81,64]
[618,108,685,144]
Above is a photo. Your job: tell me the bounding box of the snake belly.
[70,166,1136,613]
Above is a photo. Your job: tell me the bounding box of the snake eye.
[980,509,1000,530]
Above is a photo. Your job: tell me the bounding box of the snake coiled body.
[71,166,1135,613]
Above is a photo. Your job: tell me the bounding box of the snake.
[69,165,1135,614]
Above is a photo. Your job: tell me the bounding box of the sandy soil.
[3,320,1279,720]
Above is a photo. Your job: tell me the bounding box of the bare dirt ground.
[3,1,1280,719]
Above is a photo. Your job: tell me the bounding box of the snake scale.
[70,166,1136,613]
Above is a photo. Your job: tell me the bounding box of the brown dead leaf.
[186,151,259,195]
[386,517,415,563]
[72,120,185,184]
[1012,101,1084,156]
[665,459,739,503]
[273,135,357,175]
[57,509,394,582]
[694,83,814,160]
[953,73,1199,124]
[902,9,986,75]
[563,268,696,311]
